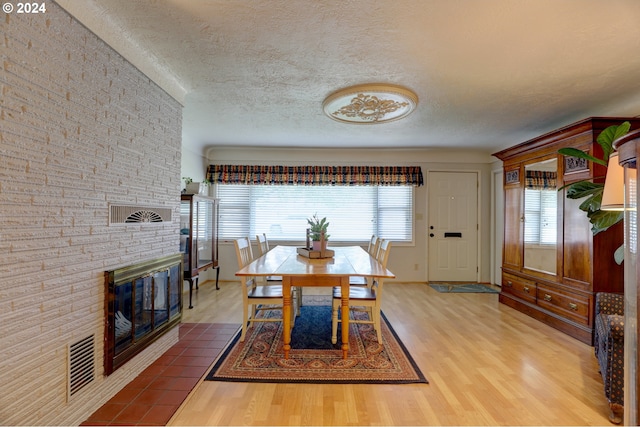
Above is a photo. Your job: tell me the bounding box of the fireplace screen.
[105,254,182,375]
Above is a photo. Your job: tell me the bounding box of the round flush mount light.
[323,83,418,124]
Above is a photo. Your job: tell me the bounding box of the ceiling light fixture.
[323,83,418,124]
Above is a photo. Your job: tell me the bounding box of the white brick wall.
[1,4,183,425]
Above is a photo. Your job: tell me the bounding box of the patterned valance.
[207,165,423,186]
[525,170,557,190]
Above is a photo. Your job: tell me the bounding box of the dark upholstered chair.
[594,292,624,424]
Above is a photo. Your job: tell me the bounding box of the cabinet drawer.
[502,273,536,303]
[536,284,590,326]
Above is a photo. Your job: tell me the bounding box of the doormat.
[429,283,500,293]
[205,298,427,384]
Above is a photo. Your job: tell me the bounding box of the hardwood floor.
[170,281,610,426]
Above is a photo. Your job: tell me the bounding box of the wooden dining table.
[235,245,395,359]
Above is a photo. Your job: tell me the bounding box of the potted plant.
[558,121,630,263]
[200,179,212,195]
[307,214,330,251]
[183,176,205,195]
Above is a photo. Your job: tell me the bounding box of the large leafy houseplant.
[558,121,630,263]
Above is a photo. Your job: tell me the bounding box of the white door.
[428,171,479,282]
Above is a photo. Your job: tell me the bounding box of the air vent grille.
[109,204,172,224]
[68,335,95,400]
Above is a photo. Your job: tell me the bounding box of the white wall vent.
[67,335,95,400]
[109,204,172,224]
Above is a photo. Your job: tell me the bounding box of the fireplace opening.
[105,254,183,375]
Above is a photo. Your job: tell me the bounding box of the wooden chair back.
[376,239,392,269]
[256,233,270,256]
[234,236,254,269]
[368,235,381,258]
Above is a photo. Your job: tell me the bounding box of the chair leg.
[296,286,302,316]
[373,308,382,344]
[240,301,249,342]
[331,299,339,344]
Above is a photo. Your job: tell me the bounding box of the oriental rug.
[429,283,500,293]
[205,296,427,384]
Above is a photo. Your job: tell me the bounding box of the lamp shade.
[601,153,625,211]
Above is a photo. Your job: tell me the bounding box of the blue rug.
[429,283,499,293]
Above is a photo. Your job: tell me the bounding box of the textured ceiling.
[58,0,640,155]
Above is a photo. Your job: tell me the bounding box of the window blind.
[215,184,413,242]
[524,188,557,245]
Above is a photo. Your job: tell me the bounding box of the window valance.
[207,165,424,186]
[525,170,557,190]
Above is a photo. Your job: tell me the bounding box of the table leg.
[340,275,349,359]
[282,276,292,359]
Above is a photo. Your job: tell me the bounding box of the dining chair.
[255,233,281,282]
[234,236,295,341]
[349,235,380,286]
[367,234,381,257]
[331,239,392,344]
[255,233,302,314]
[255,233,271,257]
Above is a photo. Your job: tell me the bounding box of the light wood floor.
[170,281,611,426]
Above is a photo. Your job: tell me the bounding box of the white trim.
[491,167,504,286]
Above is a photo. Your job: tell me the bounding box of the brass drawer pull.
[523,285,530,293]
[568,303,578,311]
[506,281,513,287]
[544,294,552,302]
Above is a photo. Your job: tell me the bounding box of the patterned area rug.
[205,296,427,384]
[430,283,500,293]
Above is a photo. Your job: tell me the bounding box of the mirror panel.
[523,158,557,274]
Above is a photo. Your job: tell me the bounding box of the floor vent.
[109,204,172,224]
[68,335,95,400]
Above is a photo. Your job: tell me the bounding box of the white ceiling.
[58,0,640,156]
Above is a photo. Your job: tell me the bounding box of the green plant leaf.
[614,244,624,265]
[587,209,624,234]
[557,176,605,192]
[597,121,630,161]
[578,194,601,214]
[565,181,603,200]
[557,147,607,166]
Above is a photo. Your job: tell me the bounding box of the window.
[215,184,413,242]
[524,188,557,245]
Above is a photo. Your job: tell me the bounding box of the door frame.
[426,169,481,283]
[491,167,504,286]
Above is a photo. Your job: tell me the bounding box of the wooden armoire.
[494,117,640,344]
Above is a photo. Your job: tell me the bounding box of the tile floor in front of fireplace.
[82,322,239,426]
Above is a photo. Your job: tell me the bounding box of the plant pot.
[185,182,201,194]
[312,241,326,252]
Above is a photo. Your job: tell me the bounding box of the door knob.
[429,233,434,237]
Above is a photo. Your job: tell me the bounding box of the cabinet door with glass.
[180,195,219,308]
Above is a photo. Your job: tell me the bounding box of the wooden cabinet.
[180,195,219,308]
[494,117,640,344]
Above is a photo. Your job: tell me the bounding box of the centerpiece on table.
[297,214,334,258]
